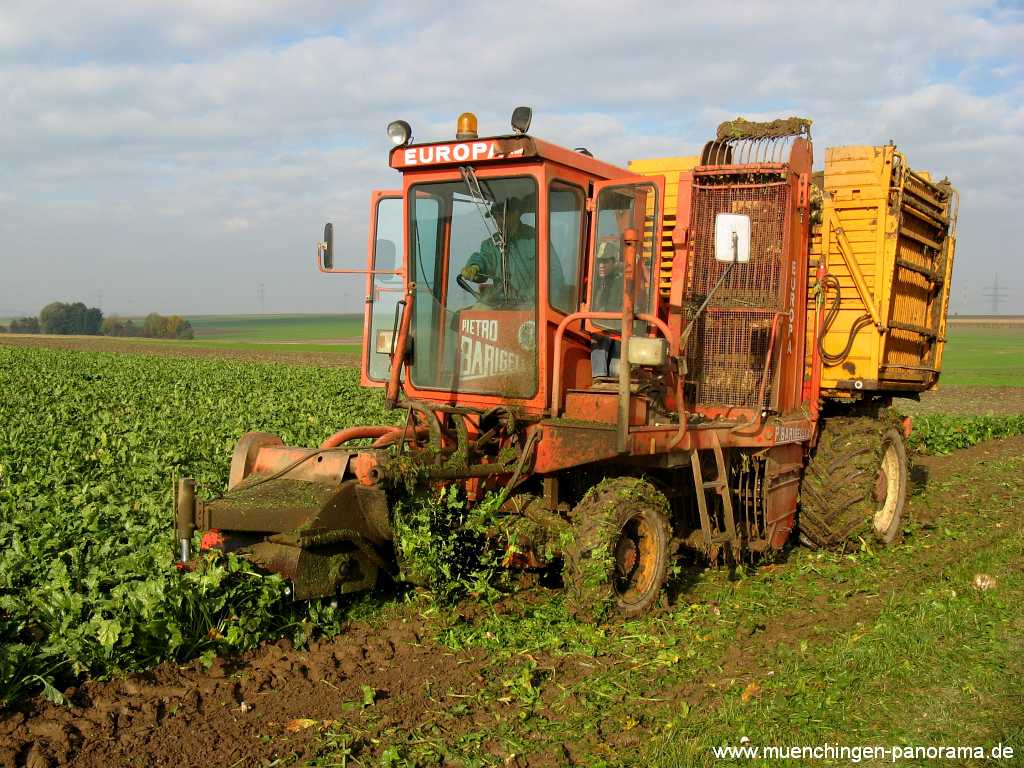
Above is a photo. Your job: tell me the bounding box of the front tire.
[563,477,672,622]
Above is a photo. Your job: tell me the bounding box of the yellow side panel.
[812,146,957,395]
[628,156,699,298]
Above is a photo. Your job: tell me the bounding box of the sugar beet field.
[1,338,1023,767]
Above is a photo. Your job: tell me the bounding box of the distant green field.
[181,315,1022,387]
[940,326,1024,387]
[4,314,1022,386]
[186,313,363,341]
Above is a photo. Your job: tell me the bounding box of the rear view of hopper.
[809,145,958,396]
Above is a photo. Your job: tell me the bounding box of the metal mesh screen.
[687,178,789,410]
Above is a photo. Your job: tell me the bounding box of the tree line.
[1,302,194,340]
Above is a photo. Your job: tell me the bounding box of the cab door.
[584,176,666,334]
[361,191,404,386]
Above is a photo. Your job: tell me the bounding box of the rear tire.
[799,415,908,549]
[872,427,908,544]
[563,477,672,622]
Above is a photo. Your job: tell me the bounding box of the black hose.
[817,275,873,367]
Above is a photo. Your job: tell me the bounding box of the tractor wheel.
[872,427,909,544]
[562,477,672,622]
[799,416,908,549]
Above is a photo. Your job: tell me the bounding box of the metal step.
[690,451,714,551]
[713,439,737,545]
[690,434,737,551]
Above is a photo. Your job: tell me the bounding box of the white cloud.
[0,0,1021,314]
[223,216,252,232]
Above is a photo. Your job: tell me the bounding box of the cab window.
[590,183,659,331]
[548,182,584,314]
[408,176,539,398]
[366,197,403,382]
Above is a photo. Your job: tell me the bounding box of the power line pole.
[257,283,266,314]
[982,274,1008,315]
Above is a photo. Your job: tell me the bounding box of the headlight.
[510,106,532,134]
[387,120,413,147]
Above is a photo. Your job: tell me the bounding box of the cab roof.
[388,134,631,180]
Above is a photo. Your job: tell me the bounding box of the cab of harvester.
[322,110,814,440]
[326,109,668,420]
[177,107,956,619]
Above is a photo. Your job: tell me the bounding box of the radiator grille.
[687,178,789,410]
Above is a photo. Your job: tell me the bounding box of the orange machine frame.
[335,135,820,473]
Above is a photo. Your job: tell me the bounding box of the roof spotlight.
[510,106,532,134]
[387,120,413,147]
[574,147,593,157]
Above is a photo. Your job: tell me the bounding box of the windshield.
[408,176,538,397]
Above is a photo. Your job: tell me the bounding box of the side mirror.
[714,213,751,263]
[320,223,334,270]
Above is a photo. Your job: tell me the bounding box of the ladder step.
[690,451,714,551]
[712,440,738,544]
[702,480,726,489]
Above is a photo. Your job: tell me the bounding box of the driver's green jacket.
[465,224,566,304]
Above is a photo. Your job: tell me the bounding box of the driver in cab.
[460,195,565,306]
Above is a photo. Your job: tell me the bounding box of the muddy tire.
[800,416,908,549]
[562,477,672,622]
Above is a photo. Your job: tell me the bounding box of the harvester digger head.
[176,397,535,598]
[176,435,393,598]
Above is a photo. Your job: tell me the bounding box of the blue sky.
[1,0,1022,315]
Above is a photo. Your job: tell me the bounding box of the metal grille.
[687,178,789,409]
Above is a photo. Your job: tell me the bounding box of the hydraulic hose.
[320,426,396,450]
[816,275,873,367]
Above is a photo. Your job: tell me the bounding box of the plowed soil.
[1,620,490,767]
[2,437,1023,767]
[897,385,1024,416]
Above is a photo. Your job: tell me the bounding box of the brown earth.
[716,116,811,140]
[0,620,490,768]
[897,385,1024,417]
[0,334,359,368]
[2,436,1022,767]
